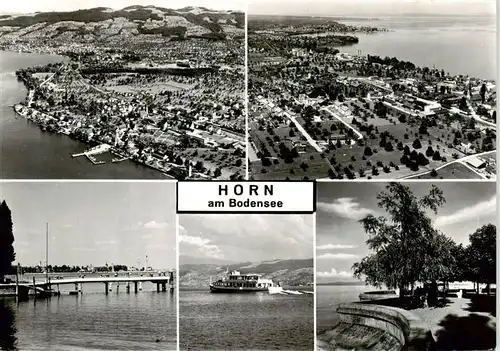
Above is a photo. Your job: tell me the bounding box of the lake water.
[0,51,169,179]
[316,284,378,333]
[180,289,314,350]
[0,284,176,351]
[336,14,496,80]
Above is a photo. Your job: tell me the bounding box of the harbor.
[71,143,111,165]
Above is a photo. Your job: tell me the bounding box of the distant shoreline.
[317,281,366,286]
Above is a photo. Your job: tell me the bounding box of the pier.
[111,156,131,163]
[0,273,174,298]
[72,144,111,164]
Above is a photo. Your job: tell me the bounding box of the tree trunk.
[487,283,490,296]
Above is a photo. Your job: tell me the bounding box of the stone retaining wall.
[319,302,434,351]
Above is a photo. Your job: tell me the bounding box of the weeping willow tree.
[352,182,455,297]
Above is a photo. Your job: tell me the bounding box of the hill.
[179,258,313,288]
[0,5,244,43]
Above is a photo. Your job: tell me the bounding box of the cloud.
[317,268,352,278]
[317,198,373,220]
[179,234,210,246]
[143,221,169,229]
[317,253,358,260]
[71,247,100,252]
[178,214,313,262]
[179,234,222,258]
[94,240,117,245]
[434,195,496,227]
[317,244,357,250]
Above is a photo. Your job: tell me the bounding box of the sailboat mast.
[45,223,49,283]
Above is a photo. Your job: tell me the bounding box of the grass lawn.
[251,151,331,180]
[415,162,482,180]
[178,147,244,178]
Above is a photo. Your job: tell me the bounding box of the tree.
[417,153,429,166]
[0,201,15,281]
[425,146,434,157]
[214,167,222,178]
[352,183,447,298]
[468,224,496,295]
[364,146,373,157]
[432,150,441,161]
[412,138,422,149]
[328,169,336,179]
[480,83,487,104]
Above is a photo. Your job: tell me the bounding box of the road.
[259,97,323,153]
[321,106,364,140]
[285,111,323,152]
[466,100,496,128]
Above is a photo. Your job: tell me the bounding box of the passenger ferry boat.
[209,270,281,293]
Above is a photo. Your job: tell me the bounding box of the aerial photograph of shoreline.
[0,181,177,350]
[0,0,245,180]
[178,214,314,350]
[316,181,496,350]
[248,0,497,181]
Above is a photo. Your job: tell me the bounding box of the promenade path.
[412,297,496,350]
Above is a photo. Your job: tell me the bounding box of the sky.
[179,214,313,262]
[0,0,244,14]
[316,181,497,284]
[0,182,176,270]
[249,0,496,16]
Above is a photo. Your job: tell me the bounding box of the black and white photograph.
[316,181,496,350]
[0,181,177,350]
[248,0,496,181]
[178,214,314,350]
[0,0,245,180]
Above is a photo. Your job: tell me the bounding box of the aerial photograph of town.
[0,1,245,180]
[247,0,497,180]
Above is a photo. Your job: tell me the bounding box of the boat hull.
[209,285,268,293]
[359,291,397,301]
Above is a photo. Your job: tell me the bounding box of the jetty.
[111,156,131,163]
[0,272,174,298]
[72,144,111,165]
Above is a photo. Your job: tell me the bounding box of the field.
[178,147,244,179]
[413,162,482,180]
[103,82,191,94]
[248,93,496,180]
